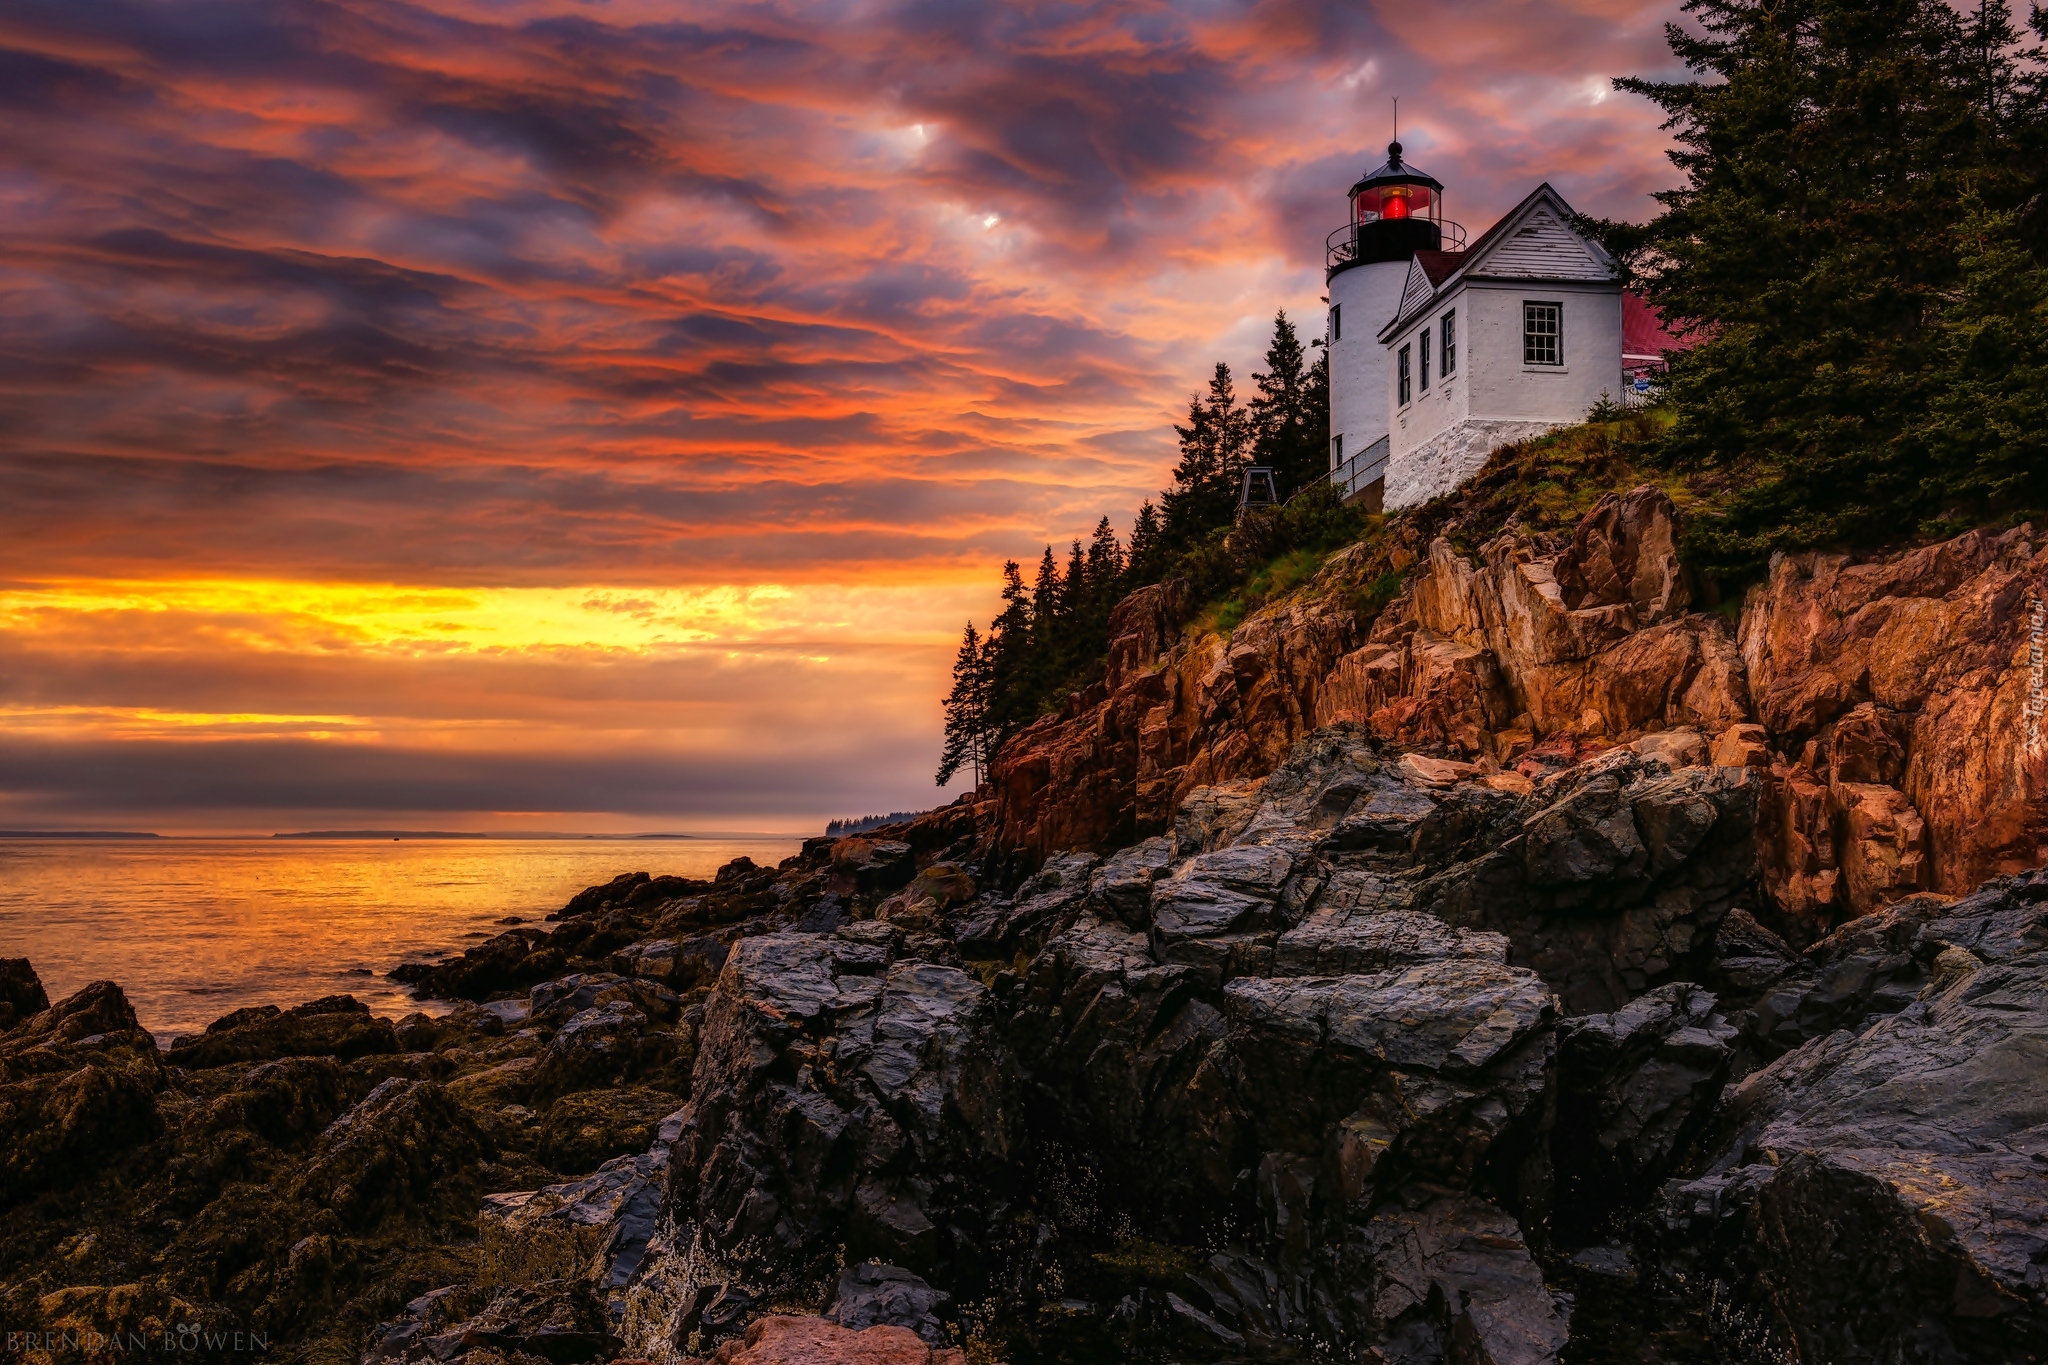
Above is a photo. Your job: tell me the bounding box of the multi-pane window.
[1331,304,1341,342]
[1397,345,1412,405]
[1442,311,1456,375]
[1420,327,1431,391]
[1524,302,1562,365]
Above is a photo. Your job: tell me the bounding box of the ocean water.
[0,836,802,1043]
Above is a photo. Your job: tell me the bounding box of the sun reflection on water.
[0,836,801,1042]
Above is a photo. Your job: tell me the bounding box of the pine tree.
[935,622,991,787]
[1160,363,1254,548]
[1083,516,1124,621]
[1062,540,1087,627]
[1126,501,1163,584]
[1250,311,1327,497]
[1605,0,2048,576]
[982,560,1033,740]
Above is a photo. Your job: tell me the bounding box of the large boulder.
[289,1077,491,1232]
[483,1148,670,1315]
[0,958,49,1031]
[0,979,165,1207]
[390,927,557,1002]
[664,935,1022,1298]
[1418,750,1760,1012]
[1656,868,2048,1360]
[167,995,398,1069]
[825,1262,951,1346]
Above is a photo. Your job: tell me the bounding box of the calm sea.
[0,836,802,1043]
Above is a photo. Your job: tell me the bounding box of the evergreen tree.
[1083,516,1124,622]
[1160,363,1254,548]
[1918,199,2048,517]
[1126,501,1163,584]
[935,622,990,787]
[1605,0,2047,576]
[982,560,1033,740]
[1062,540,1087,627]
[1250,311,1328,497]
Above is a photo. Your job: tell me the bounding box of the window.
[1420,327,1431,391]
[1331,434,1343,469]
[1524,302,1562,366]
[1442,311,1456,375]
[1331,304,1341,342]
[1397,345,1412,405]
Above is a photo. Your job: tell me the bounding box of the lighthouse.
[1325,142,1463,507]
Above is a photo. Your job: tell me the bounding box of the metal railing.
[1326,220,1468,271]
[1330,435,1389,501]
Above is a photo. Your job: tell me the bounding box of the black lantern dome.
[1327,141,1459,276]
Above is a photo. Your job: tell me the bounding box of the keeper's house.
[1324,143,1687,510]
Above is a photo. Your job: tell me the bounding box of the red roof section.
[1414,250,1463,285]
[1623,291,1699,365]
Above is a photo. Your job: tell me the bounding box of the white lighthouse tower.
[1325,142,1462,507]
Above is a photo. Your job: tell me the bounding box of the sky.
[0,0,1689,835]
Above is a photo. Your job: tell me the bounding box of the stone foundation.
[1386,418,1563,509]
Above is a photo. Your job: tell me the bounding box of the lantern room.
[1328,141,1461,275]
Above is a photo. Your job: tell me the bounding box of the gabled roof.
[1377,183,1616,343]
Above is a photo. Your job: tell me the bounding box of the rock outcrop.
[1742,527,2048,923]
[0,974,166,1206]
[1655,868,2048,1361]
[995,491,2048,939]
[666,936,1022,1296]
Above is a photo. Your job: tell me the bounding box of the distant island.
[0,830,159,839]
[271,830,706,840]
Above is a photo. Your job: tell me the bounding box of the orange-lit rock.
[993,495,2048,932]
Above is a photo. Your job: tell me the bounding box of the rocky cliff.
[997,488,2048,936]
[5,492,2048,1365]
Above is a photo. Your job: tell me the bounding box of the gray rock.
[1273,906,1507,977]
[1552,982,1734,1238]
[664,934,1020,1287]
[1359,1196,1571,1365]
[1087,836,1174,928]
[529,1002,650,1101]
[1417,759,1760,1012]
[1658,869,2048,1361]
[481,1149,667,1315]
[825,1262,950,1344]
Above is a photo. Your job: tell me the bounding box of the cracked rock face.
[665,934,1021,1293]
[1657,869,2048,1362]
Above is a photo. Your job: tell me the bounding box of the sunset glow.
[0,0,1686,832]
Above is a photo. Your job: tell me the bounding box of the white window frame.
[1397,345,1412,406]
[1442,310,1456,376]
[1331,304,1341,342]
[1524,300,1563,367]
